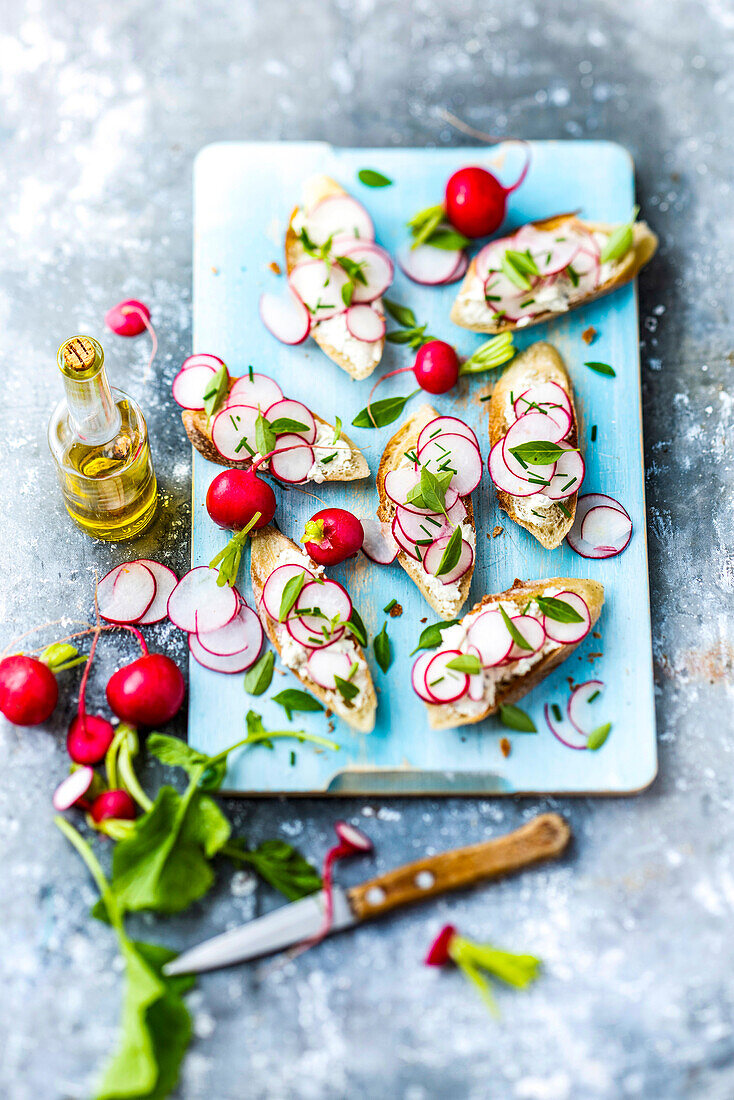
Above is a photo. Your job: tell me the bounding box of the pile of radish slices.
[397,241,468,287]
[412,590,592,707]
[567,493,633,559]
[261,193,393,346]
[384,416,481,586]
[97,560,179,626]
[168,566,263,674]
[489,381,584,504]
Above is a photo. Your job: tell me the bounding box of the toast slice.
[285,175,386,380]
[489,342,578,549]
[377,404,476,618]
[250,525,377,733]
[450,213,658,335]
[182,377,369,481]
[420,576,604,730]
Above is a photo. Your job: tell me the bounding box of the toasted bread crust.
[450,214,658,334]
[377,404,475,617]
[250,525,377,733]
[488,342,578,549]
[425,576,605,730]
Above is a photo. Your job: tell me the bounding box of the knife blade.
[164,811,570,976]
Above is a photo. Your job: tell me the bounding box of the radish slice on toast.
[227,372,283,411]
[305,195,374,247]
[264,399,317,444]
[466,609,514,667]
[261,563,314,621]
[268,434,314,483]
[411,652,436,703]
[211,404,260,462]
[172,363,216,410]
[306,648,355,690]
[289,260,350,322]
[506,614,546,660]
[180,353,226,373]
[423,649,469,704]
[541,591,591,644]
[422,534,474,586]
[345,304,385,342]
[339,242,393,302]
[417,433,482,496]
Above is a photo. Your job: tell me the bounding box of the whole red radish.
[91,789,136,823]
[445,159,529,239]
[105,299,151,337]
[0,655,58,726]
[413,341,460,394]
[67,714,116,765]
[302,509,364,566]
[206,468,276,532]
[106,653,184,726]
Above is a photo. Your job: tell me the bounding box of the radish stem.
[115,726,153,812]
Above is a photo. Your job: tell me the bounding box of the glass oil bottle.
[48,335,158,540]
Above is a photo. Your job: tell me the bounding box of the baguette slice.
[377,404,475,618]
[450,213,658,334]
[489,342,578,549]
[422,576,605,730]
[285,175,385,380]
[183,377,368,481]
[250,525,377,733]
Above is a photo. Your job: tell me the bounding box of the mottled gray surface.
[1,1,733,1098]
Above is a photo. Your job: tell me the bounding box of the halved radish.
[211,404,260,462]
[417,434,482,496]
[541,591,591,644]
[227,372,283,411]
[53,766,95,811]
[167,566,239,634]
[286,615,345,650]
[411,652,436,703]
[261,563,314,621]
[506,615,546,660]
[423,650,469,704]
[264,398,317,444]
[466,644,485,702]
[391,515,420,560]
[384,468,459,515]
[568,680,605,738]
[544,447,585,500]
[172,363,216,410]
[180,353,226,373]
[289,260,350,322]
[345,305,385,342]
[466,609,514,667]
[418,416,478,452]
[339,243,394,302]
[135,561,178,625]
[259,288,311,345]
[581,506,632,554]
[306,648,355,690]
[395,506,448,543]
[397,241,465,285]
[98,562,156,625]
[545,701,588,750]
[423,534,474,586]
[268,434,314,483]
[360,518,399,565]
[296,579,352,627]
[488,440,540,497]
[196,604,264,661]
[513,382,573,422]
[567,495,632,559]
[189,633,260,673]
[304,195,374,247]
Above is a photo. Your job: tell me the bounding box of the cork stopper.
[62,336,97,373]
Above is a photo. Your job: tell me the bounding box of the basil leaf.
[535,596,584,624]
[584,361,616,378]
[600,225,633,264]
[386,329,421,345]
[268,417,309,435]
[256,412,276,457]
[435,525,463,577]
[358,168,393,188]
[410,618,460,655]
[352,392,418,429]
[446,653,481,675]
[346,608,368,647]
[243,650,275,695]
[505,248,539,277]
[508,440,570,465]
[586,722,612,751]
[499,704,537,733]
[202,363,229,422]
[499,605,532,650]
[406,466,452,515]
[272,689,324,721]
[334,675,359,704]
[341,281,354,307]
[373,622,393,673]
[426,227,471,251]
[382,298,417,328]
[278,572,306,621]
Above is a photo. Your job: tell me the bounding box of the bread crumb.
[582,325,597,345]
[420,617,427,624]
[499,737,511,758]
[389,603,403,618]
[492,525,503,538]
[269,261,282,275]
[593,631,601,639]
[211,266,219,275]
[587,652,603,662]
[325,708,333,718]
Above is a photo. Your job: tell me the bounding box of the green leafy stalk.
[209,511,262,587]
[449,932,541,1016]
[460,332,516,376]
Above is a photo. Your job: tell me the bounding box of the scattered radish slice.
[227,372,283,410]
[567,494,632,559]
[581,506,633,553]
[360,519,399,565]
[264,399,317,444]
[172,363,216,410]
[306,648,355,690]
[466,609,514,667]
[440,253,468,284]
[423,649,469,704]
[135,561,178,625]
[196,604,263,660]
[259,288,311,345]
[268,434,314,483]
[260,563,314,621]
[339,242,394,302]
[53,766,95,811]
[167,566,239,634]
[345,304,385,342]
[189,633,261,673]
[211,404,260,462]
[397,241,465,285]
[304,195,374,247]
[541,591,591,645]
[422,535,474,587]
[98,562,156,625]
[568,680,605,738]
[545,702,589,750]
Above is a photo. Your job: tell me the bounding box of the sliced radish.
[466,609,513,667]
[418,417,478,453]
[261,563,314,621]
[466,644,485,702]
[135,561,178,625]
[172,363,216,410]
[391,515,420,560]
[482,268,525,321]
[264,398,317,444]
[180,353,226,373]
[53,766,95,811]
[567,495,632,559]
[259,288,311,345]
[289,260,350,322]
[98,562,156,625]
[395,506,449,543]
[286,615,345,650]
[581,506,633,554]
[568,680,605,738]
[304,195,374,247]
[506,615,546,660]
[268,434,314,483]
[211,404,260,462]
[513,382,573,424]
[488,440,540,497]
[545,702,589,750]
[423,650,469,704]
[474,237,511,282]
[196,604,264,661]
[423,534,474,586]
[411,652,436,703]
[544,447,585,501]
[345,304,385,342]
[306,648,355,690]
[519,228,580,276]
[503,410,567,473]
[360,518,399,565]
[167,566,239,634]
[189,633,260,673]
[446,497,467,525]
[339,243,394,302]
[569,246,600,294]
[384,468,459,515]
[296,579,352,627]
[335,821,373,852]
[417,434,482,496]
[227,372,283,411]
[441,252,468,284]
[397,241,465,285]
[542,591,591,645]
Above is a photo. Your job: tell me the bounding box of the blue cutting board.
[189,140,657,796]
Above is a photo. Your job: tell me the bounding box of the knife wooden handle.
[347,812,570,922]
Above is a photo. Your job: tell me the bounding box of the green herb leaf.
[224,837,321,901]
[278,571,306,621]
[584,361,616,378]
[435,525,463,576]
[382,298,417,328]
[268,417,309,435]
[410,618,460,655]
[535,596,584,624]
[271,688,324,721]
[508,440,572,465]
[341,280,354,307]
[357,168,393,188]
[202,363,229,422]
[600,225,633,264]
[501,252,532,291]
[406,465,453,515]
[243,650,275,695]
[373,622,393,673]
[352,391,419,429]
[426,226,471,250]
[407,204,446,248]
[499,704,537,733]
[334,675,359,704]
[505,248,539,277]
[446,653,481,675]
[256,412,276,457]
[332,416,342,443]
[346,607,368,647]
[586,722,612,751]
[499,605,532,651]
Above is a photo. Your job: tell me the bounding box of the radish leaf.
[224,838,321,901]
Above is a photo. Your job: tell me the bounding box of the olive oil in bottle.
[48,335,157,540]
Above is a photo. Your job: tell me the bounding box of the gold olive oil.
[48,336,157,540]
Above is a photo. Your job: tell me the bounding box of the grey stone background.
[1,1,733,1097]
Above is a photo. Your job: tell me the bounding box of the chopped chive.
[383,598,397,613]
[551,703,562,723]
[591,425,597,441]
[588,689,601,703]
[557,502,572,518]
[289,750,296,766]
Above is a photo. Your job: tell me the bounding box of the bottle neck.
[58,337,121,445]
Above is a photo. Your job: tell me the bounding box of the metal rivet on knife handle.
[346,812,571,921]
